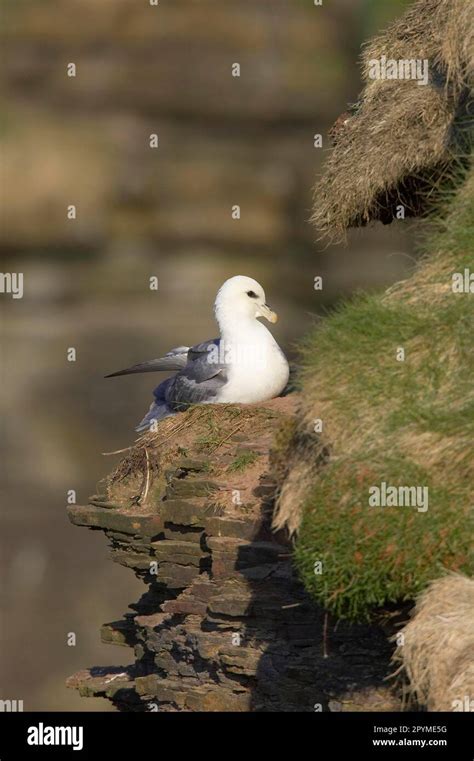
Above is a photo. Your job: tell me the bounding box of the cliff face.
[67,398,399,711]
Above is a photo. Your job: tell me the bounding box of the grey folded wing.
[163,338,228,411]
[134,339,227,431]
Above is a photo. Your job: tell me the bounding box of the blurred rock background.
[2,0,410,710]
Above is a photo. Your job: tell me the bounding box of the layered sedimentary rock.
[67,398,399,711]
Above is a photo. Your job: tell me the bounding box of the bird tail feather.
[135,401,174,433]
[105,347,189,378]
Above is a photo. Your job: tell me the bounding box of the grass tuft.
[289,164,474,618]
[227,450,259,473]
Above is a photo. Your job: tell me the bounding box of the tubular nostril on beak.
[260,303,278,323]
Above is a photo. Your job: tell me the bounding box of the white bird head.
[214,275,278,328]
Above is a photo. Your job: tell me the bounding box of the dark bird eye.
[247,290,257,298]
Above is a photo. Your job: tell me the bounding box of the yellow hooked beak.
[258,303,278,323]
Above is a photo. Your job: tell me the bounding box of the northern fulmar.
[106,275,290,432]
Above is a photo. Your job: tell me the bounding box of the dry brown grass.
[272,417,329,535]
[393,573,474,710]
[312,0,473,241]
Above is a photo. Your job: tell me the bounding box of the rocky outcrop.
[67,398,400,711]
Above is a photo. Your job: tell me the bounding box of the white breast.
[217,322,290,404]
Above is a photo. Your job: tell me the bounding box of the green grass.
[227,450,259,473]
[294,163,474,619]
[295,454,471,619]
